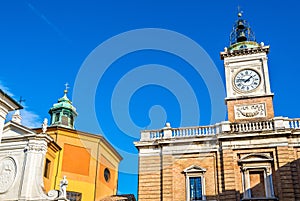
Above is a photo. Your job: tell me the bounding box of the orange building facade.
[34,89,122,201]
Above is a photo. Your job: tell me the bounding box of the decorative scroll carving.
[235,103,266,119]
[47,190,59,199]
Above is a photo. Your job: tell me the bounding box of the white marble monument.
[0,90,67,201]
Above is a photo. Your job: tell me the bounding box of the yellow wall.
[43,144,60,192]
[38,127,122,201]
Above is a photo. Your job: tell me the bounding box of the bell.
[237,31,247,42]
[237,20,245,29]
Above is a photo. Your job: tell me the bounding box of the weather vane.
[19,96,26,105]
[64,82,69,94]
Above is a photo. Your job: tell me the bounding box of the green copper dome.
[229,41,260,51]
[51,90,75,111]
[49,89,78,129]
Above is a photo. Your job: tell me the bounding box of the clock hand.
[245,75,253,83]
[236,78,246,82]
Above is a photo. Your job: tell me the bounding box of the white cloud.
[1,80,42,128]
[20,109,42,128]
[0,81,14,97]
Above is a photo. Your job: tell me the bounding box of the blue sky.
[1,0,300,197]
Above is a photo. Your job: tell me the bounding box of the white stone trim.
[184,165,206,201]
[239,154,275,199]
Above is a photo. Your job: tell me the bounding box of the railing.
[231,121,274,133]
[143,125,218,141]
[172,125,217,137]
[139,118,300,141]
[288,118,300,129]
[149,130,163,139]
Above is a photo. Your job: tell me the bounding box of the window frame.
[239,153,275,199]
[44,158,51,178]
[183,165,206,201]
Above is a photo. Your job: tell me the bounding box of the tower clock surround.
[233,69,261,93]
[221,14,274,123]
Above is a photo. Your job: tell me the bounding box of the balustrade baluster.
[270,121,274,129]
[293,121,296,128]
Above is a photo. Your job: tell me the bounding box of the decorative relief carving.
[24,144,47,154]
[0,157,17,194]
[234,103,266,119]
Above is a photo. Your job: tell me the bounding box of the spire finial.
[64,82,69,94]
[229,7,256,46]
[12,110,22,124]
[237,5,243,18]
[12,96,25,124]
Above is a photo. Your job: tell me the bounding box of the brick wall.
[227,96,274,122]
[137,136,300,201]
[138,155,161,201]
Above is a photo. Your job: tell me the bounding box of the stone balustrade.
[230,121,274,133]
[139,117,300,141]
[172,125,217,137]
[288,118,300,129]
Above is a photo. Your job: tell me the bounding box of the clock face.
[234,69,261,92]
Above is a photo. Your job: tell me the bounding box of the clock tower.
[220,12,274,122]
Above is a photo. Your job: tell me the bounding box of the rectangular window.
[241,166,275,199]
[55,113,60,122]
[61,116,69,126]
[249,170,266,197]
[189,177,202,201]
[184,165,206,201]
[67,191,82,201]
[44,158,51,178]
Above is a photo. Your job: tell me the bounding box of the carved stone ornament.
[25,144,47,153]
[0,157,17,194]
[234,103,266,119]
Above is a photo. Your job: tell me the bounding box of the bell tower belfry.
[220,12,274,122]
[48,84,77,129]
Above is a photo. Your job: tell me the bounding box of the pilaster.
[138,154,162,201]
[162,154,173,201]
[19,137,48,200]
[276,146,296,201]
[220,149,238,200]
